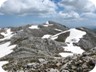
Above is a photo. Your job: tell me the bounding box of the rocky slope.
[0,21,96,72]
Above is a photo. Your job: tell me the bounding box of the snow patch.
[55,29,62,31]
[42,34,52,39]
[59,53,73,57]
[29,25,39,29]
[0,61,8,72]
[0,41,16,72]
[63,43,84,54]
[65,28,86,43]
[1,29,12,37]
[43,24,53,27]
[51,28,86,57]
[90,65,96,72]
[60,28,86,57]
[0,28,14,41]
[0,42,16,58]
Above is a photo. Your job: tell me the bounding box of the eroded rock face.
[77,28,96,51]
[1,37,66,60]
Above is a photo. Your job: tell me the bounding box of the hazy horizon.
[0,0,96,28]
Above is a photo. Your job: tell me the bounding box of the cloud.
[58,0,96,19]
[81,12,96,18]
[59,0,96,12]
[0,0,96,20]
[59,11,80,19]
[0,0,57,16]
[0,0,7,7]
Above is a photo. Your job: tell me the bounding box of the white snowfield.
[59,52,73,57]
[90,65,96,72]
[51,28,86,57]
[0,42,16,72]
[1,29,12,37]
[0,61,8,72]
[0,28,16,72]
[42,34,52,39]
[65,28,86,43]
[0,28,14,41]
[29,25,39,29]
[62,28,86,57]
[0,42,16,58]
[63,43,84,54]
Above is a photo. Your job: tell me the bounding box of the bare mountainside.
[0,21,96,72]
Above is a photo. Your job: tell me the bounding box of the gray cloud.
[58,0,96,19]
[59,11,80,19]
[59,0,96,12]
[0,0,96,20]
[0,0,57,16]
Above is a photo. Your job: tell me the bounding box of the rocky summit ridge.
[0,21,96,72]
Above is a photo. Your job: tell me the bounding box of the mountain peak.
[0,21,96,72]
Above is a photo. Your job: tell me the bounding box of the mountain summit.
[0,21,96,72]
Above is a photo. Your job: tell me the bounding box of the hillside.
[0,21,96,72]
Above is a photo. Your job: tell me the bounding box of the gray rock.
[77,27,96,50]
[46,68,59,72]
[0,21,96,72]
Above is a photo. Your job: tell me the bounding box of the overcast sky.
[0,0,96,28]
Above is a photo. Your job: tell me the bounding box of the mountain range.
[0,21,96,72]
